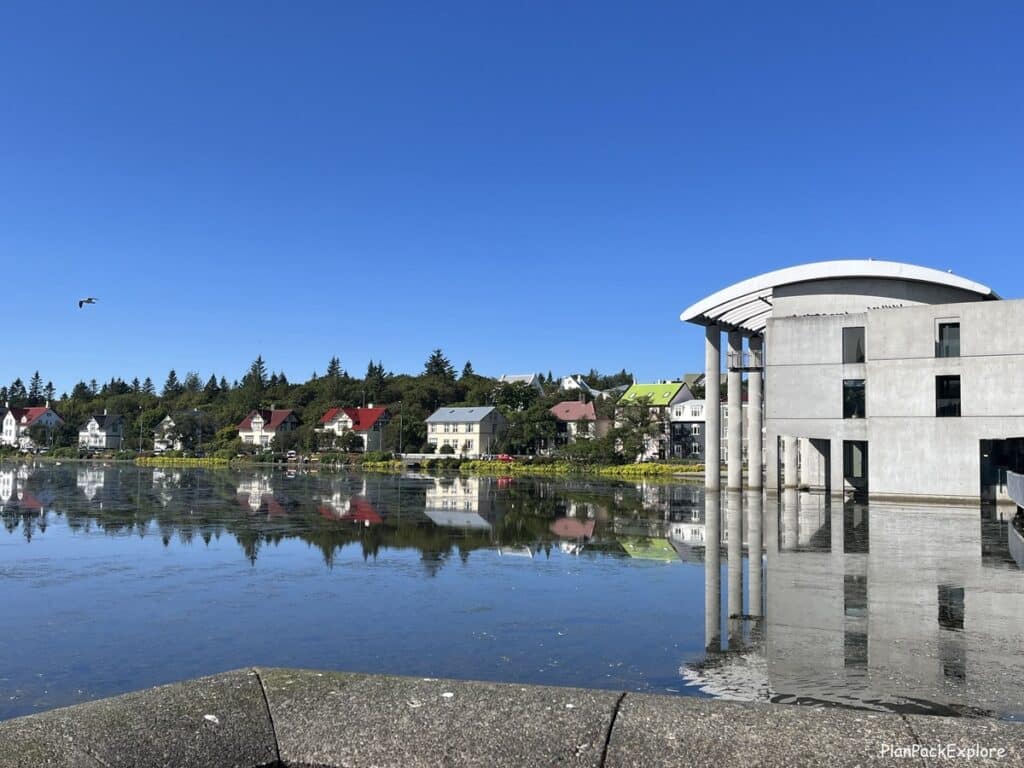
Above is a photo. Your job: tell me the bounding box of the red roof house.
[237,409,298,447]
[319,407,390,451]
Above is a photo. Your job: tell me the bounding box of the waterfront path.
[1,668,1022,767]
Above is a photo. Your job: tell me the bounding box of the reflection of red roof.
[550,401,597,422]
[8,407,61,428]
[320,407,388,432]
[16,491,43,511]
[550,518,596,539]
[238,409,295,431]
[343,498,383,524]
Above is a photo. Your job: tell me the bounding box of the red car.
[496,454,514,463]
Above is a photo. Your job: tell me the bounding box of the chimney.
[367,402,374,409]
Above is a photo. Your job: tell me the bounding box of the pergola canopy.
[680,259,997,335]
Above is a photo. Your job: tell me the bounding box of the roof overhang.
[680,259,998,334]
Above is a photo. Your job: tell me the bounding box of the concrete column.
[704,492,721,651]
[764,432,779,493]
[727,331,743,491]
[747,491,763,618]
[726,491,743,634]
[780,487,798,551]
[747,336,763,490]
[783,435,798,489]
[830,439,845,498]
[705,326,721,492]
[799,439,819,490]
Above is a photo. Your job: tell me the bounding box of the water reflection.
[2,462,1024,721]
[687,489,1024,719]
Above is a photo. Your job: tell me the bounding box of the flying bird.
[78,297,98,309]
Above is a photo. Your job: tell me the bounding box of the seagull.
[78,297,98,309]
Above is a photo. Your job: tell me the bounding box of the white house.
[237,408,298,448]
[558,375,629,400]
[498,373,545,394]
[318,406,389,451]
[153,415,183,453]
[425,406,507,458]
[0,402,63,449]
[79,411,124,450]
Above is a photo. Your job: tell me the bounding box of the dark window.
[936,375,961,417]
[843,380,866,419]
[938,584,965,630]
[842,327,865,364]
[937,322,960,358]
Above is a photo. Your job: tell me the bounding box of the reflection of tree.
[1,464,678,566]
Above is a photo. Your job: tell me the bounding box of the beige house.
[425,406,507,458]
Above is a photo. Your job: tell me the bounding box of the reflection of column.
[727,332,743,491]
[727,491,743,628]
[747,336,763,490]
[781,487,798,551]
[704,492,721,651]
[783,436,798,489]
[747,491,763,618]
[705,327,721,492]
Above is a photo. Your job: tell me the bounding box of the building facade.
[319,406,389,451]
[0,403,63,449]
[425,406,507,458]
[237,409,298,448]
[79,412,124,450]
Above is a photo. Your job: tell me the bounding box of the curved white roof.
[680,259,997,334]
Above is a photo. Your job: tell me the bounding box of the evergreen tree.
[71,381,92,400]
[142,377,156,396]
[131,377,141,393]
[365,361,386,401]
[8,378,28,405]
[423,349,455,380]
[243,356,268,389]
[0,386,7,403]
[326,356,342,378]
[219,376,229,392]
[44,382,55,402]
[204,375,220,397]
[182,371,202,393]
[28,371,43,404]
[89,379,98,396]
[163,370,182,398]
[461,361,475,379]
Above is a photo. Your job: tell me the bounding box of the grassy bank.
[135,456,231,468]
[456,459,704,479]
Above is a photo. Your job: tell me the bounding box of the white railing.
[726,349,764,370]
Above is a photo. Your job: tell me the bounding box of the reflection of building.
[236,474,277,513]
[691,491,1024,716]
[423,476,495,529]
[77,467,106,501]
[0,470,13,509]
[317,479,384,525]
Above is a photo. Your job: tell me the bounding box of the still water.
[1,462,1022,721]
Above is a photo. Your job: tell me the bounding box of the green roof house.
[617,382,693,409]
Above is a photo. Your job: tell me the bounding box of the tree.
[44,381,55,403]
[365,361,386,402]
[613,396,662,462]
[423,349,455,381]
[130,377,141,393]
[163,370,182,398]
[7,379,27,405]
[182,372,202,394]
[243,356,268,390]
[338,430,365,453]
[28,371,43,405]
[71,381,92,401]
[142,377,156,396]
[326,356,343,379]
[461,361,475,379]
[203,375,220,398]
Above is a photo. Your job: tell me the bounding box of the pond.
[1,462,1022,722]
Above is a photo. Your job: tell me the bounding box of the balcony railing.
[1008,470,1024,508]
[727,349,764,371]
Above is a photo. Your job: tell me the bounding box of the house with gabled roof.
[319,406,390,451]
[237,408,298,448]
[616,382,695,461]
[549,400,610,444]
[78,411,125,450]
[425,406,507,458]
[498,373,544,394]
[0,401,63,449]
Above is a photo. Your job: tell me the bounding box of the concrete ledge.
[2,668,1023,767]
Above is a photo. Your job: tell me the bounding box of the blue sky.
[2,1,1021,393]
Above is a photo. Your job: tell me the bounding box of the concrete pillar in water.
[783,435,799,489]
[830,439,845,498]
[747,490,763,618]
[704,492,721,651]
[727,332,743,491]
[726,490,743,646]
[747,336,763,490]
[781,487,799,551]
[705,326,721,492]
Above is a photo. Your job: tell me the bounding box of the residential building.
[669,400,707,460]
[0,402,63,450]
[425,406,507,458]
[78,411,125,450]
[616,382,695,460]
[237,408,298,448]
[153,415,183,453]
[318,406,389,451]
[498,373,544,394]
[682,258,1024,500]
[549,400,609,444]
[423,476,497,530]
[558,375,628,401]
[153,411,216,453]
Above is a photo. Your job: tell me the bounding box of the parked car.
[496,454,514,463]
[286,450,298,461]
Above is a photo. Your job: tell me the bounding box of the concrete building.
[425,406,507,458]
[78,411,124,450]
[682,259,1024,501]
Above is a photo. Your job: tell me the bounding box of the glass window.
[936,322,960,358]
[936,375,961,417]
[842,327,865,364]
[693,425,701,435]
[843,380,866,419]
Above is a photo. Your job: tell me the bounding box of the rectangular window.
[842,327,865,364]
[843,380,866,419]
[936,375,961,417]
[692,425,701,435]
[936,322,960,358]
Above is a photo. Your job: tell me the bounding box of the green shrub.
[439,444,455,455]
